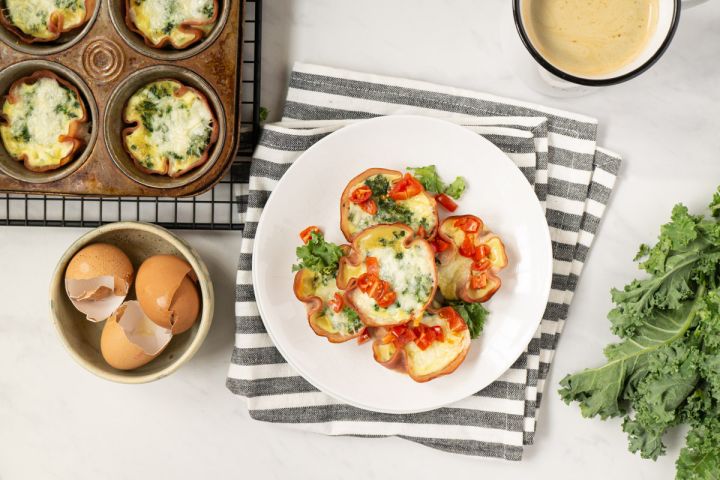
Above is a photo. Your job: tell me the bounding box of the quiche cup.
[371,308,471,383]
[0,69,88,173]
[340,168,438,242]
[121,78,219,178]
[124,0,219,50]
[293,245,365,343]
[337,224,438,328]
[0,0,95,44]
[436,215,509,303]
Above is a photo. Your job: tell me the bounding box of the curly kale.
[560,186,720,479]
[407,165,466,199]
[292,231,344,283]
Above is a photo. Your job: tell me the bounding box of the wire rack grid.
[0,0,261,231]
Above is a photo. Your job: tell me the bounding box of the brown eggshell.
[65,243,133,295]
[135,255,200,334]
[167,276,200,334]
[100,301,172,370]
[64,243,134,322]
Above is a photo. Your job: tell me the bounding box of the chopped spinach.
[12,124,30,143]
[186,126,213,158]
[343,308,362,333]
[364,174,390,197]
[201,2,214,18]
[55,0,82,10]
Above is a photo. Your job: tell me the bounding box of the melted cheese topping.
[350,227,435,324]
[438,252,472,301]
[299,270,361,337]
[0,76,84,169]
[5,0,87,39]
[404,314,469,377]
[124,80,214,176]
[128,0,215,47]
[346,174,437,237]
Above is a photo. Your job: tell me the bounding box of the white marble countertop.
[2,1,720,479]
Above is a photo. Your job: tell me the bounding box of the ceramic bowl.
[49,221,214,383]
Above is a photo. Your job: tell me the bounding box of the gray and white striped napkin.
[227,63,621,461]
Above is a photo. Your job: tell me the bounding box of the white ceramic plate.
[253,115,552,414]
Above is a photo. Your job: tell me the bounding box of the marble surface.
[2,1,720,478]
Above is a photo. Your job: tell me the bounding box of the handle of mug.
[681,0,709,8]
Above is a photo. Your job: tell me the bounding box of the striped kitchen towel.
[227,63,621,461]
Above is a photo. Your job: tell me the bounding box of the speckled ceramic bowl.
[49,221,214,383]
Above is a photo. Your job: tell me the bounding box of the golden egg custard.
[125,0,218,49]
[0,70,87,172]
[0,0,94,43]
[122,79,218,178]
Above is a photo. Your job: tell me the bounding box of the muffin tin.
[0,0,245,196]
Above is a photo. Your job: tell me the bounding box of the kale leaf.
[559,186,720,479]
[448,300,488,339]
[408,165,466,199]
[292,231,345,281]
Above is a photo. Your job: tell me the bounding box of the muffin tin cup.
[0,60,100,184]
[108,0,230,62]
[0,0,102,55]
[104,65,226,190]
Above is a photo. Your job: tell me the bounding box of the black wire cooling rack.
[0,0,261,231]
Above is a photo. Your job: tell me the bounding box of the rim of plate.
[252,114,553,414]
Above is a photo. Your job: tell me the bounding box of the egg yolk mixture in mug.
[522,0,660,78]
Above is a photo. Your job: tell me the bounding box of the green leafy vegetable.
[259,106,269,123]
[408,165,466,200]
[448,300,488,339]
[363,175,415,225]
[364,175,390,197]
[342,307,362,333]
[292,232,344,281]
[677,417,720,480]
[559,186,720,479]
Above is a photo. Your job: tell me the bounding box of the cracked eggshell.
[64,243,134,322]
[100,301,172,370]
[135,255,200,334]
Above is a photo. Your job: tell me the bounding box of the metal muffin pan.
[0,60,99,184]
[0,0,245,197]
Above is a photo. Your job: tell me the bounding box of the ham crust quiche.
[122,79,218,178]
[340,168,438,241]
[0,70,87,172]
[372,307,471,382]
[0,0,94,43]
[292,227,364,343]
[125,0,219,49]
[337,224,437,327]
[435,215,509,303]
